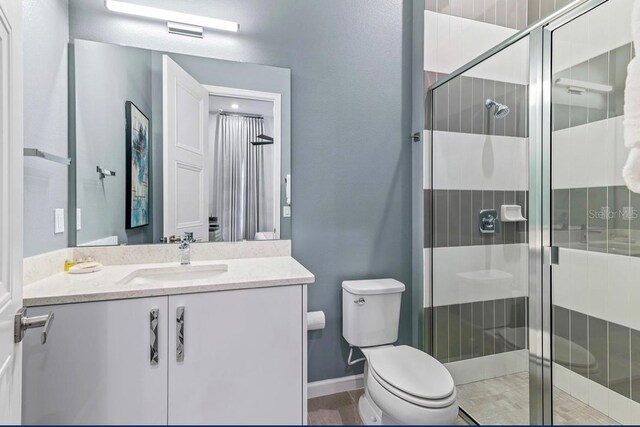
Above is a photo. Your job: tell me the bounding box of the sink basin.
[119,264,228,286]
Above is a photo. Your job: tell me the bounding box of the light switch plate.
[54,209,65,234]
[76,208,82,231]
[283,206,291,218]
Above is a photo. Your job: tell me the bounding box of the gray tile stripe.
[527,0,573,27]
[425,43,631,135]
[553,185,640,258]
[425,188,528,248]
[553,305,640,403]
[429,296,529,364]
[553,43,632,132]
[427,73,528,138]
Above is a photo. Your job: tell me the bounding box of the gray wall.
[73,40,153,246]
[69,0,413,383]
[23,0,69,257]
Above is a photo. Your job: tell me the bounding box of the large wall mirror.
[69,40,291,247]
[23,1,292,255]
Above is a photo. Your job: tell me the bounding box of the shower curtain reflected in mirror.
[212,114,266,242]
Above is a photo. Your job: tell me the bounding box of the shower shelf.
[501,205,527,222]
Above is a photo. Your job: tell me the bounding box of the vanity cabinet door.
[168,285,304,425]
[22,297,169,425]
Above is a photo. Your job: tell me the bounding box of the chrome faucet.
[179,239,191,265]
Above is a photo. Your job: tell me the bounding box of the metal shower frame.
[426,0,611,424]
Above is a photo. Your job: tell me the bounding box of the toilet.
[342,279,458,425]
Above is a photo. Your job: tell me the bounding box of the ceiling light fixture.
[231,103,239,109]
[104,0,239,33]
[168,22,203,38]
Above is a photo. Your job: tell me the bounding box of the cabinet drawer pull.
[176,306,185,362]
[150,309,159,366]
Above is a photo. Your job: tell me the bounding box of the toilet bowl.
[359,345,458,425]
[342,279,458,425]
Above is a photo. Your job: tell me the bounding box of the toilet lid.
[369,346,455,400]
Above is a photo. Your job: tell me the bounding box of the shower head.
[485,99,511,119]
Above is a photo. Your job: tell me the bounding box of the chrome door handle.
[544,246,560,266]
[176,306,184,362]
[150,309,159,365]
[14,307,54,344]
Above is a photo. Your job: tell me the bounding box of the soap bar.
[68,261,103,274]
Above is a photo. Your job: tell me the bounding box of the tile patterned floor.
[307,374,618,425]
[308,389,468,425]
[308,390,365,425]
[457,372,618,425]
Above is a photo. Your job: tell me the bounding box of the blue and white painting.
[126,102,149,229]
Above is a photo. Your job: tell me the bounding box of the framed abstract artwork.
[125,101,150,229]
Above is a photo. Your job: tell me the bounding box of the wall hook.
[97,166,116,179]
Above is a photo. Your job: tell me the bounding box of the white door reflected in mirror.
[162,55,210,242]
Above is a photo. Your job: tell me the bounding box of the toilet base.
[358,391,382,425]
[358,390,405,425]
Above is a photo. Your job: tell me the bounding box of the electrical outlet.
[283,206,291,218]
[54,209,65,234]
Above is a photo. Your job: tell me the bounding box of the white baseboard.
[308,374,364,399]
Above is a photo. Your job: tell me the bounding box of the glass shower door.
[549,0,637,424]
[429,36,533,425]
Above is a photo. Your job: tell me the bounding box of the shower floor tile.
[457,372,618,425]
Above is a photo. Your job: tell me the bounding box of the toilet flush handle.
[354,297,365,305]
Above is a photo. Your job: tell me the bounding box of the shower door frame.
[426,0,610,424]
[540,1,613,425]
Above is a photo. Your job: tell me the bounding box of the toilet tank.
[342,279,405,347]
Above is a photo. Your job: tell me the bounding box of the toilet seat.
[367,346,456,409]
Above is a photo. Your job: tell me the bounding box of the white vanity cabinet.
[22,297,169,425]
[22,285,306,425]
[167,285,304,424]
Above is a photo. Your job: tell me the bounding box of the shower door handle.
[544,246,559,266]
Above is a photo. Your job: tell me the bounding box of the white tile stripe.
[432,131,528,191]
[553,247,640,332]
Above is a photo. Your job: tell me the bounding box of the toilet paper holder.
[307,311,325,331]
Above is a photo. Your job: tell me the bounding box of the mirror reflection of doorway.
[162,56,282,243]
[208,94,279,242]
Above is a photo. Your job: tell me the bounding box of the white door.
[162,55,209,242]
[168,287,304,424]
[0,0,22,423]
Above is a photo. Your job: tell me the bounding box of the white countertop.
[24,256,315,307]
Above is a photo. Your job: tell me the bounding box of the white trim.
[307,374,364,399]
[0,0,23,421]
[203,85,282,239]
[301,286,308,424]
